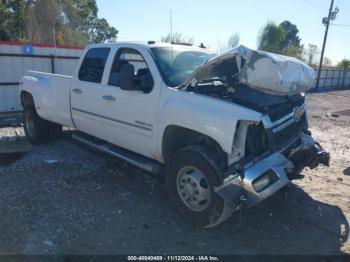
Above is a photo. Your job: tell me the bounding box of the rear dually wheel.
[23,106,62,144]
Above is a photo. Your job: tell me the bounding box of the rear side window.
[78,48,110,83]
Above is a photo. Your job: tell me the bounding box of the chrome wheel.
[176,166,211,212]
[26,113,35,137]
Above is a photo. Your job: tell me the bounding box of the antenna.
[170,9,174,66]
[170,9,173,43]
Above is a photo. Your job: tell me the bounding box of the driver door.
[98,47,160,158]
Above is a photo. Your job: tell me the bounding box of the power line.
[329,1,349,28]
[331,23,350,27]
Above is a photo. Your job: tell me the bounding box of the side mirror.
[120,63,136,91]
[138,73,154,94]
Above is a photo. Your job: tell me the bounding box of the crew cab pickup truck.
[20,42,330,227]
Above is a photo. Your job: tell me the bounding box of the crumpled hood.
[181,45,315,96]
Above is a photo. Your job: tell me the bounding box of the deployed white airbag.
[184,45,315,96]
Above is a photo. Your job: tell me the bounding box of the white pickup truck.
[20,42,329,227]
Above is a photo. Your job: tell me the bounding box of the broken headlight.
[252,170,278,193]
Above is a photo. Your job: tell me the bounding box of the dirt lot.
[0,90,349,255]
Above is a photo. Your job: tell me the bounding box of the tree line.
[0,0,118,46]
[161,20,349,69]
[1,4,348,70]
[257,20,349,69]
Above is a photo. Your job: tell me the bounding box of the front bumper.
[215,133,330,208]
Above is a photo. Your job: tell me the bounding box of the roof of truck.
[87,41,214,52]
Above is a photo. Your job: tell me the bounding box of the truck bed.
[21,71,75,128]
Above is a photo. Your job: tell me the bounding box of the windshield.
[150,47,216,87]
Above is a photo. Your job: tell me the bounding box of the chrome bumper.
[215,134,330,208]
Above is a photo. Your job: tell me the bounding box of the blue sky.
[96,0,349,64]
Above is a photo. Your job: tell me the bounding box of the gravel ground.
[0,90,349,255]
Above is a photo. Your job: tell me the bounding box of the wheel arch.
[161,125,228,170]
[20,91,35,108]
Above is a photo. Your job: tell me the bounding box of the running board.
[72,132,162,174]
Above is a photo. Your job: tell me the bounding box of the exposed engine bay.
[186,80,329,178]
[186,81,305,116]
[188,82,306,149]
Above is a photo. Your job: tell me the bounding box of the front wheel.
[166,145,233,228]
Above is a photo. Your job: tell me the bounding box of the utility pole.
[316,0,339,89]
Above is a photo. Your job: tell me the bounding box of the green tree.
[0,1,11,40]
[62,0,98,31]
[258,20,303,59]
[58,0,118,44]
[282,46,304,60]
[257,22,286,53]
[337,58,350,69]
[88,18,118,43]
[28,0,61,43]
[8,0,26,40]
[75,0,98,21]
[0,0,118,45]
[279,20,301,49]
[304,44,319,65]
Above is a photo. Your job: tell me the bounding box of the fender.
[20,75,40,108]
[21,71,74,127]
[156,87,262,162]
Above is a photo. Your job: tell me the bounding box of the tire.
[47,122,63,139]
[23,106,62,144]
[166,145,229,228]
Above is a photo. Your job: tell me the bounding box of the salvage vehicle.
[19,42,330,227]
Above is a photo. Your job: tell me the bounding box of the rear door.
[71,47,111,138]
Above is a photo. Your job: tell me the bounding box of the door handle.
[102,95,116,102]
[72,88,82,94]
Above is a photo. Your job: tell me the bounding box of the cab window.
[78,48,110,83]
[108,48,153,92]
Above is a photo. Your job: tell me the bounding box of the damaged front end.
[216,112,330,210]
[179,45,330,212]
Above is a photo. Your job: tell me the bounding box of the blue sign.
[21,45,33,55]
